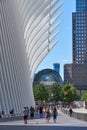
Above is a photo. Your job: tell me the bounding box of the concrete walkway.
[0,110,87,129]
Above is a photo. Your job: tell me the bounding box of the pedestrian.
[26,107,29,119]
[23,107,28,124]
[39,105,43,118]
[45,107,50,123]
[69,107,72,117]
[10,109,14,117]
[30,106,35,118]
[0,112,2,118]
[1,110,4,118]
[52,107,58,123]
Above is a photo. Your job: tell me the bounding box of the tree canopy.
[33,84,49,102]
[33,83,78,104]
[81,92,87,101]
[51,83,62,102]
[61,83,77,103]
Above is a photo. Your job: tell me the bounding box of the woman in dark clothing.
[30,106,35,118]
[39,105,43,118]
[52,107,58,123]
[69,107,72,117]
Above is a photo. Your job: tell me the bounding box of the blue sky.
[36,0,76,80]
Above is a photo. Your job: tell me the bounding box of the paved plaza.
[0,110,87,130]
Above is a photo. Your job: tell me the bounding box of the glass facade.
[76,0,87,11]
[34,69,62,85]
[64,0,87,91]
[53,63,60,74]
[72,0,87,64]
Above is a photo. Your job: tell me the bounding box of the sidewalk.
[0,110,87,127]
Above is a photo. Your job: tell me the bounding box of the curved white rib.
[26,6,51,55]
[0,0,63,114]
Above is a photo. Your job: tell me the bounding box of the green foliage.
[33,84,49,101]
[81,92,87,101]
[61,83,77,103]
[51,83,62,102]
[33,83,78,104]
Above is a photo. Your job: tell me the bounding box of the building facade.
[73,0,87,64]
[0,0,63,114]
[64,64,87,90]
[64,64,72,84]
[34,68,63,86]
[53,63,60,74]
[64,0,87,91]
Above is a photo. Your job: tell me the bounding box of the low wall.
[62,108,87,122]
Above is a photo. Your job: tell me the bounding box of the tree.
[81,92,87,101]
[51,83,62,102]
[33,84,49,102]
[81,92,87,109]
[61,83,77,104]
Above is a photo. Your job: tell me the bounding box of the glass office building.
[64,0,87,91]
[72,0,87,64]
[76,0,87,11]
[34,69,62,86]
[53,63,60,74]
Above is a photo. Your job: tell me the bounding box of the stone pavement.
[0,110,87,130]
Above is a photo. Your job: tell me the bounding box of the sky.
[36,0,76,80]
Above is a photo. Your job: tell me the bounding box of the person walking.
[52,107,58,123]
[69,107,73,117]
[45,107,50,123]
[39,105,43,118]
[26,107,29,119]
[30,106,35,118]
[23,107,28,124]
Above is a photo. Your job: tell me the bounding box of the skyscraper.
[53,63,60,74]
[64,0,87,91]
[76,0,87,12]
[73,0,87,64]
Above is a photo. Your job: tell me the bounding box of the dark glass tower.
[72,0,87,64]
[76,0,87,11]
[53,63,60,74]
[64,0,87,91]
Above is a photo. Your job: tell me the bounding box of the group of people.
[23,105,58,124]
[45,106,58,123]
[23,106,35,124]
[1,105,73,124]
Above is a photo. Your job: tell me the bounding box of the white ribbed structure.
[0,0,63,114]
